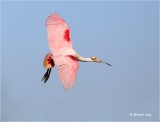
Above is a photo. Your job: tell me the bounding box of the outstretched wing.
[54,55,79,90]
[46,12,72,53]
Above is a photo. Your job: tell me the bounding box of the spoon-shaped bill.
[101,60,112,66]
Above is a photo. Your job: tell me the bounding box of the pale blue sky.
[1,1,159,121]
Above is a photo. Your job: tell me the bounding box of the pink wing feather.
[54,55,79,89]
[46,12,72,52]
[46,12,79,89]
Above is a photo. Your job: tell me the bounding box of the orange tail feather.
[43,53,55,69]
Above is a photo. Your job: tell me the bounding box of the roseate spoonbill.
[42,12,111,90]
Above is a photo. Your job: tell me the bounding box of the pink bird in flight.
[42,12,111,90]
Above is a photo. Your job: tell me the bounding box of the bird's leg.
[41,69,49,83]
[42,68,52,83]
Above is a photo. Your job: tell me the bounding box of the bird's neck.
[76,54,93,62]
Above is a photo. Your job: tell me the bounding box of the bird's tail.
[43,53,55,69]
[42,53,55,83]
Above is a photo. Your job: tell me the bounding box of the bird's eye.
[91,56,96,60]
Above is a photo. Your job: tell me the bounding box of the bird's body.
[42,12,111,90]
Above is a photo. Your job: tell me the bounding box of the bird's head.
[91,56,112,66]
[91,56,101,62]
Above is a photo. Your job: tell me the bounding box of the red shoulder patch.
[64,29,70,41]
[68,55,77,61]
